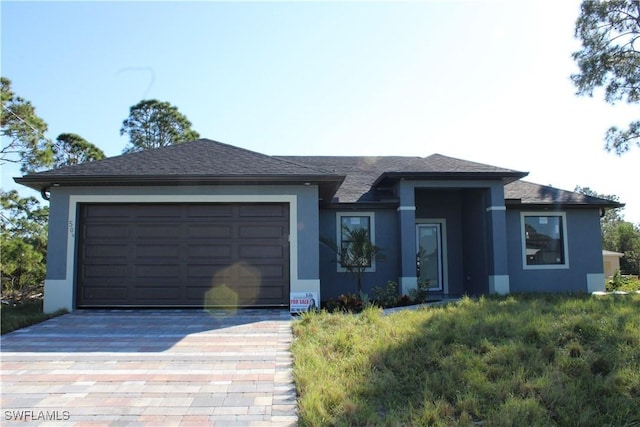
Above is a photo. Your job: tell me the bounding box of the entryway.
[416,223,446,292]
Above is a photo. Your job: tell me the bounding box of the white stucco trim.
[399,276,418,295]
[43,279,73,313]
[415,218,449,294]
[520,211,570,270]
[61,194,299,311]
[586,273,605,293]
[486,206,506,212]
[397,206,416,212]
[489,275,510,294]
[335,211,376,273]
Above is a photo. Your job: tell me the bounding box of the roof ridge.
[188,139,342,175]
[270,155,337,174]
[279,154,424,159]
[23,138,214,176]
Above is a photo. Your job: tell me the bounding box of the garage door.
[76,203,290,308]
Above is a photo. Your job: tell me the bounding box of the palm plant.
[324,225,381,293]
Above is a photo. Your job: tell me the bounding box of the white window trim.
[520,211,570,270]
[416,218,448,294]
[66,194,300,289]
[336,212,376,273]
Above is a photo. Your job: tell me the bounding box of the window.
[336,212,375,272]
[521,212,569,269]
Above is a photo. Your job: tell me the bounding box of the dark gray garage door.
[76,203,290,308]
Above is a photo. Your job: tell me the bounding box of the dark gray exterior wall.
[46,181,608,309]
[318,207,399,299]
[411,183,508,296]
[485,185,510,277]
[318,191,490,299]
[461,189,489,295]
[317,182,507,299]
[45,184,320,284]
[395,179,511,295]
[46,190,71,280]
[294,186,322,280]
[506,208,604,292]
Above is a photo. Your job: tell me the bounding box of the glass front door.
[416,224,443,291]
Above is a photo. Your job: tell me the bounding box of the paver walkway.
[1,309,297,426]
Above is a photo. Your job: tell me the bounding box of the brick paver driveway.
[1,309,297,426]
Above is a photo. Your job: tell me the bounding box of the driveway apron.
[1,309,297,426]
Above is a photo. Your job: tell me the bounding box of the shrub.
[325,293,363,312]
[409,279,431,304]
[372,281,400,308]
[607,271,640,292]
[397,294,413,306]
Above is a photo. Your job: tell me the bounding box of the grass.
[292,294,640,426]
[1,299,68,335]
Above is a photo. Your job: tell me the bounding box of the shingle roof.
[28,139,333,177]
[504,180,623,208]
[275,156,419,202]
[15,139,345,201]
[276,154,526,202]
[15,139,623,209]
[278,154,519,174]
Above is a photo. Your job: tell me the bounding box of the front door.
[416,224,443,291]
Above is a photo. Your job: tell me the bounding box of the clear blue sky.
[2,1,638,223]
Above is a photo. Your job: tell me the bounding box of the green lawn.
[292,294,640,426]
[1,300,67,335]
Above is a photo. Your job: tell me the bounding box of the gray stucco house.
[15,139,622,313]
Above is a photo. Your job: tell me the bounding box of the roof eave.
[505,200,625,210]
[372,171,529,187]
[14,174,346,201]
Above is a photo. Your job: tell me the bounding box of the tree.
[571,1,640,154]
[120,99,200,153]
[52,133,105,169]
[575,185,640,274]
[1,190,49,303]
[574,185,624,222]
[609,222,640,274]
[2,77,105,173]
[1,77,52,173]
[575,185,624,248]
[322,225,381,293]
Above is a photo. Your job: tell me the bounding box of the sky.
[1,0,639,223]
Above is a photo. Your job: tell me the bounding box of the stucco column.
[486,185,510,294]
[397,182,417,295]
[43,189,74,313]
